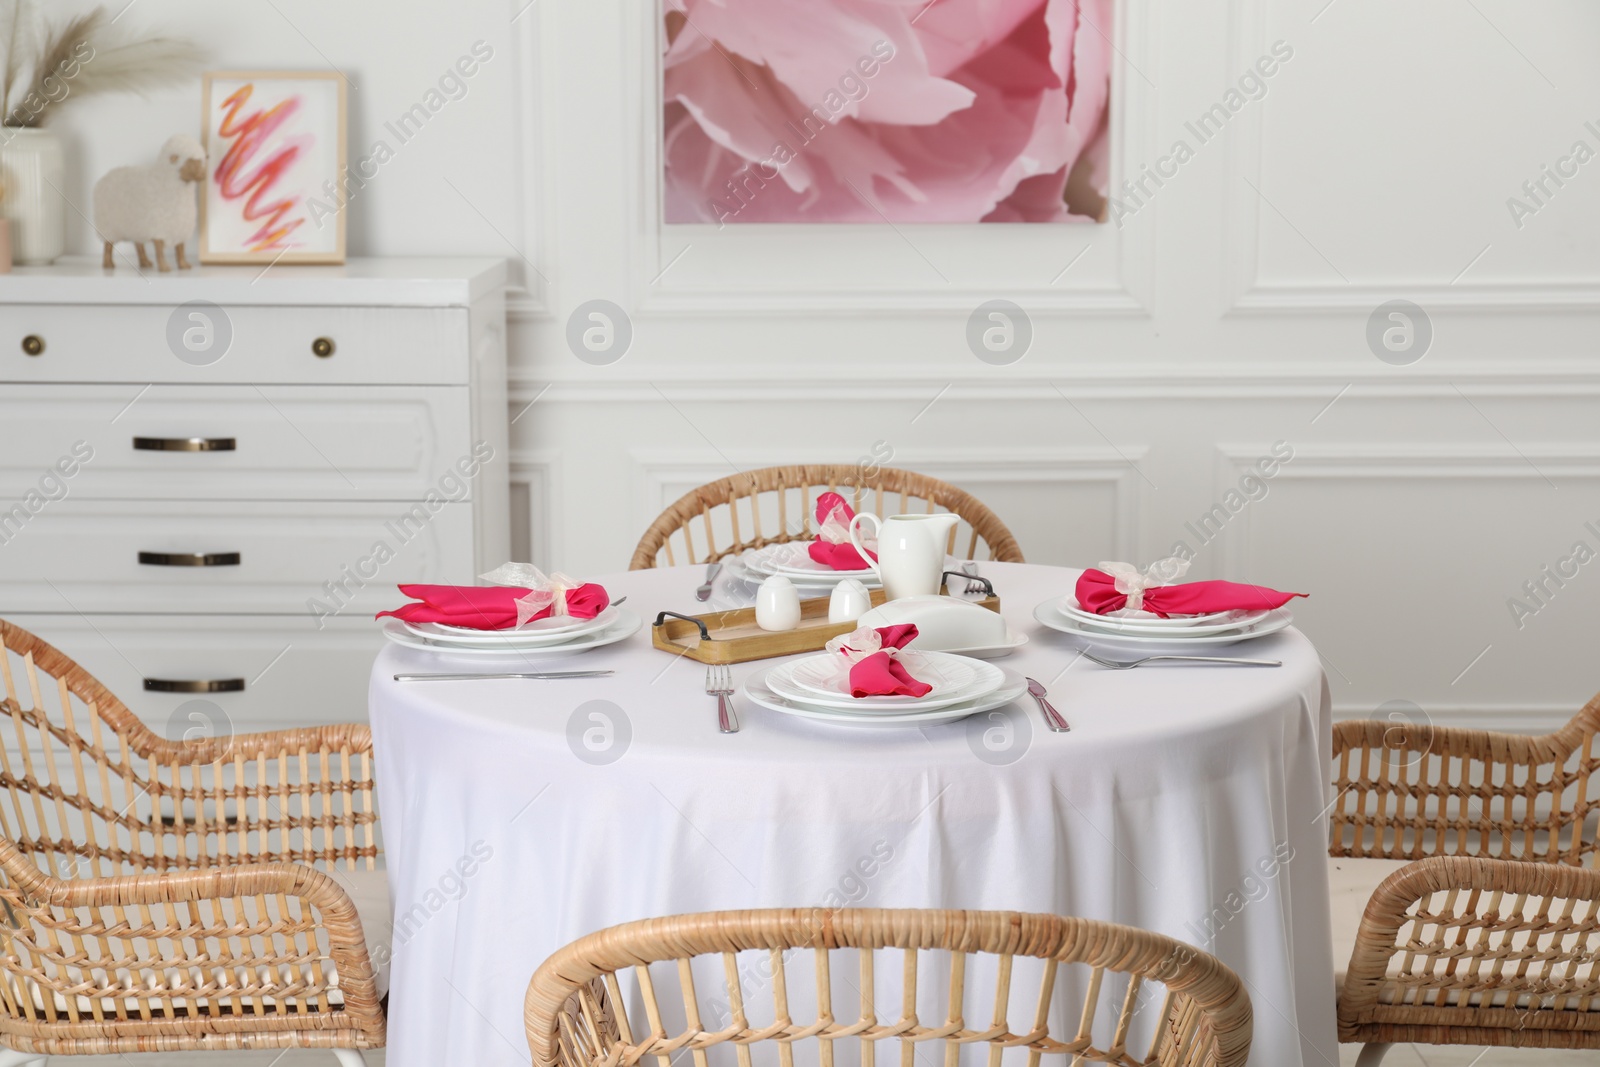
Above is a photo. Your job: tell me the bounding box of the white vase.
[0,127,66,265]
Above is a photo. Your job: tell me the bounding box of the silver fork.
[960,561,983,596]
[1078,651,1281,670]
[706,664,738,733]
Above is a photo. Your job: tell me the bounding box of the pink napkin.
[1075,569,1304,618]
[830,624,933,698]
[807,491,877,571]
[377,582,610,630]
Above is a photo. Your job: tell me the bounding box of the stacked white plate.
[1033,595,1292,653]
[741,650,1027,729]
[380,607,642,656]
[732,542,880,593]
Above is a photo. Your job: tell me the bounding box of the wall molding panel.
[508,449,564,570]
[1210,444,1600,574]
[608,0,1161,317]
[1229,281,1600,316]
[1217,0,1600,315]
[630,446,1147,563]
[506,365,1600,402]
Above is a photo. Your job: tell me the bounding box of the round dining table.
[368,562,1337,1067]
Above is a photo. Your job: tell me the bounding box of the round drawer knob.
[311,337,335,358]
[20,335,43,356]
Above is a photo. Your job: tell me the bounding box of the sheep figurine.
[92,134,206,272]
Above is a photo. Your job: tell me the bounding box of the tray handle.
[653,611,712,641]
[942,570,995,597]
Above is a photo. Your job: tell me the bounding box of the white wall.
[47,0,1600,732]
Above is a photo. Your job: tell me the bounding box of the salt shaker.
[755,575,802,631]
[828,578,873,624]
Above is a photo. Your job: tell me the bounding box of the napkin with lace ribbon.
[808,491,877,571]
[377,564,610,630]
[825,624,932,698]
[1075,557,1305,618]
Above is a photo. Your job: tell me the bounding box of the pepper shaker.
[828,578,873,624]
[755,575,802,631]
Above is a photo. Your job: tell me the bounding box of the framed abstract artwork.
[200,71,347,264]
[661,0,1111,225]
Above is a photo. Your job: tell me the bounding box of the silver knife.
[394,671,615,681]
[695,561,723,601]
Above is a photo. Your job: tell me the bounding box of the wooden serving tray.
[652,573,1001,665]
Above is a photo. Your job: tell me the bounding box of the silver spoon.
[1024,677,1070,732]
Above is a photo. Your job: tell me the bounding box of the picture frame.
[659,1,1112,225]
[199,70,347,264]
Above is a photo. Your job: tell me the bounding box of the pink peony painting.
[662,0,1111,225]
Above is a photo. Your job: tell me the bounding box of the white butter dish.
[856,595,1009,652]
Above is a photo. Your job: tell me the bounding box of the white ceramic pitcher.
[848,512,960,602]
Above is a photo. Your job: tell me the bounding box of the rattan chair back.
[525,908,1252,1067]
[629,466,1024,569]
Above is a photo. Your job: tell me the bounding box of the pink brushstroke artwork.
[663,0,1112,224]
[214,84,314,251]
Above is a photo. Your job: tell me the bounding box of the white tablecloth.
[369,562,1336,1066]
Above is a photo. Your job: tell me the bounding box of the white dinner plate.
[742,544,877,581]
[402,607,619,647]
[381,610,642,656]
[1033,602,1293,650]
[1054,601,1270,638]
[1073,614,1266,639]
[1056,601,1241,630]
[724,553,878,593]
[432,610,599,635]
[769,652,1003,711]
[786,649,974,699]
[742,667,1028,730]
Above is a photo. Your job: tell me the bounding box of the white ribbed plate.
[1055,600,1269,637]
[1033,603,1293,650]
[742,667,1028,730]
[381,611,641,656]
[402,608,618,647]
[767,652,1003,711]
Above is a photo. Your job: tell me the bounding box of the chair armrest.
[109,724,380,870]
[1328,716,1597,862]
[1339,856,1600,1033]
[0,858,384,1031]
[1330,717,1583,766]
[135,722,373,764]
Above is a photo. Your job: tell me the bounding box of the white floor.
[1340,1045,1595,1066]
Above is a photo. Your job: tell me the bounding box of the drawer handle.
[133,436,237,452]
[144,678,245,694]
[138,551,242,567]
[311,337,335,358]
[20,335,43,356]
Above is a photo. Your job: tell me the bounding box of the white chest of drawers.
[0,258,509,736]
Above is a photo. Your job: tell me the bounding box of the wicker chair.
[629,465,1025,570]
[1327,694,1600,1065]
[0,619,385,1065]
[525,908,1253,1067]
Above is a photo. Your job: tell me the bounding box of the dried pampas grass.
[0,1,204,127]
